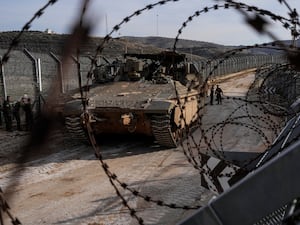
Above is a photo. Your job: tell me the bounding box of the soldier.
[215,85,223,105]
[13,99,22,131]
[3,96,13,131]
[23,97,33,131]
[210,85,214,105]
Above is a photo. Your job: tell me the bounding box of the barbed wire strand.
[1,0,300,224]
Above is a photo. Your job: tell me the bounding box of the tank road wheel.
[65,116,89,143]
[151,114,183,148]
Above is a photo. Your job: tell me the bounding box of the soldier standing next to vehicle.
[13,100,22,131]
[3,96,13,131]
[215,85,223,105]
[210,85,214,105]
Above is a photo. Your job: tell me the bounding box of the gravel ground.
[0,72,282,225]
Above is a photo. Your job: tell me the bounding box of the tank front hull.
[91,108,153,136]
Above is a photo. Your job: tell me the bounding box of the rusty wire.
[171,0,300,195]
[78,0,300,219]
[1,0,300,224]
[0,0,92,224]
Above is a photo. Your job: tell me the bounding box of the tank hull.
[62,51,203,148]
[90,108,153,136]
[63,80,199,148]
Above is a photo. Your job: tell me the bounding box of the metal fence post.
[0,57,7,99]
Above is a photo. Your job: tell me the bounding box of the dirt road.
[0,71,282,225]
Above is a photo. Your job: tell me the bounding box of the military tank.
[63,51,202,148]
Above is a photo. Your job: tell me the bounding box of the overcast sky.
[0,0,299,46]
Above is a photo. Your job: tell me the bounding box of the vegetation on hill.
[123,36,292,57]
[0,31,290,60]
[0,31,163,58]
[0,31,234,59]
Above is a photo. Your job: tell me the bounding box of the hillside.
[0,31,237,60]
[123,36,233,58]
[123,36,227,49]
[0,31,163,58]
[0,31,291,60]
[123,36,294,57]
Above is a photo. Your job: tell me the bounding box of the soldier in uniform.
[22,97,33,131]
[210,85,214,105]
[215,85,223,105]
[13,99,22,131]
[3,96,13,131]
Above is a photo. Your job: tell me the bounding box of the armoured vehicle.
[63,51,202,148]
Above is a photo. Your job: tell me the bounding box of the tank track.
[65,116,89,143]
[151,114,178,148]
